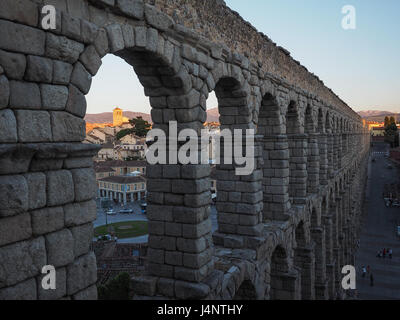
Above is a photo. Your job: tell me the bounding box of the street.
[355,142,400,299]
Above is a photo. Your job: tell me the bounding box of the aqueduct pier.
[0,0,370,299]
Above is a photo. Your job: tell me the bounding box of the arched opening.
[269,245,298,300]
[317,108,327,185]
[258,93,290,221]
[305,105,319,195]
[294,221,315,300]
[234,280,257,300]
[286,101,304,204]
[211,75,263,243]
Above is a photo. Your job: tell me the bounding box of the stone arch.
[286,100,305,203]
[258,91,290,221]
[269,245,299,300]
[233,280,257,300]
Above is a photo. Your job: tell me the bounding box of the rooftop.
[98,175,146,184]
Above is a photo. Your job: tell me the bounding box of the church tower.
[113,107,123,127]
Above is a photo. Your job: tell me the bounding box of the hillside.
[358,110,399,122]
[85,108,221,124]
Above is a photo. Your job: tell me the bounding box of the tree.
[98,272,131,300]
[130,117,151,137]
[384,120,399,148]
[384,116,390,127]
[116,129,131,140]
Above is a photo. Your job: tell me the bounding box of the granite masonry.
[0,0,370,300]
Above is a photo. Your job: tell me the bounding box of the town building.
[98,174,147,204]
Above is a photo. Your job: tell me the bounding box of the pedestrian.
[383,248,386,258]
[362,266,367,278]
[367,265,370,274]
[370,274,374,287]
[389,248,393,259]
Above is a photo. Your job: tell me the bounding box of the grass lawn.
[94,221,148,239]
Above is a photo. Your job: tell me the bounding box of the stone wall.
[0,0,370,300]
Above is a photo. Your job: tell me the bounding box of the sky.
[86,0,400,115]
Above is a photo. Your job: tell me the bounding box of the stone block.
[71,223,93,257]
[94,28,109,57]
[0,49,26,80]
[81,20,99,44]
[71,168,96,202]
[131,276,158,296]
[50,111,86,142]
[9,81,41,109]
[0,278,37,300]
[25,55,53,83]
[66,252,97,295]
[46,33,84,64]
[46,170,74,206]
[61,12,81,41]
[65,84,87,118]
[70,62,92,95]
[46,229,74,267]
[0,237,46,288]
[116,0,144,20]
[105,24,125,53]
[0,0,39,27]
[121,24,135,48]
[0,109,17,142]
[64,200,97,227]
[79,45,102,75]
[41,84,69,110]
[53,60,73,85]
[37,267,66,300]
[0,174,28,217]
[31,206,64,236]
[0,20,45,55]
[0,212,32,246]
[23,172,46,210]
[16,110,52,142]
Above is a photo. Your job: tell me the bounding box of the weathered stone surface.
[0,174,28,217]
[9,81,41,109]
[15,110,52,142]
[53,61,73,85]
[70,62,92,95]
[71,168,96,202]
[37,267,66,300]
[105,24,125,53]
[79,45,102,75]
[61,12,81,41]
[46,33,84,64]
[46,229,74,267]
[66,252,97,295]
[0,237,46,288]
[94,28,109,57]
[175,281,210,299]
[46,170,74,206]
[0,76,9,109]
[131,276,158,296]
[0,49,26,80]
[0,109,17,142]
[31,206,64,236]
[0,20,45,55]
[65,84,87,118]
[71,223,93,258]
[145,4,174,31]
[25,56,53,83]
[51,111,86,142]
[0,0,38,27]
[81,20,99,44]
[116,0,144,20]
[0,278,37,300]
[0,212,31,247]
[72,284,98,300]
[41,84,69,110]
[23,172,46,210]
[64,200,97,227]
[121,24,135,48]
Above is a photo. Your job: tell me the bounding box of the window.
[142,183,145,189]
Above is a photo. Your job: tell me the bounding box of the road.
[355,142,400,299]
[93,199,219,243]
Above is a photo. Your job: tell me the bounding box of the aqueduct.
[0,0,370,299]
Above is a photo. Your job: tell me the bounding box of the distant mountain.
[85,108,221,124]
[358,110,400,122]
[85,112,151,123]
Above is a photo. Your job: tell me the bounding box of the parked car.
[107,209,116,215]
[141,202,147,214]
[119,208,134,214]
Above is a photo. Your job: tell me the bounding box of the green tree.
[384,121,399,148]
[384,116,390,127]
[97,272,131,300]
[130,117,151,137]
[116,129,131,140]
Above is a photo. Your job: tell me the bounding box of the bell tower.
[113,107,123,127]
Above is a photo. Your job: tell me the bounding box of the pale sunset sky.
[86,0,400,115]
